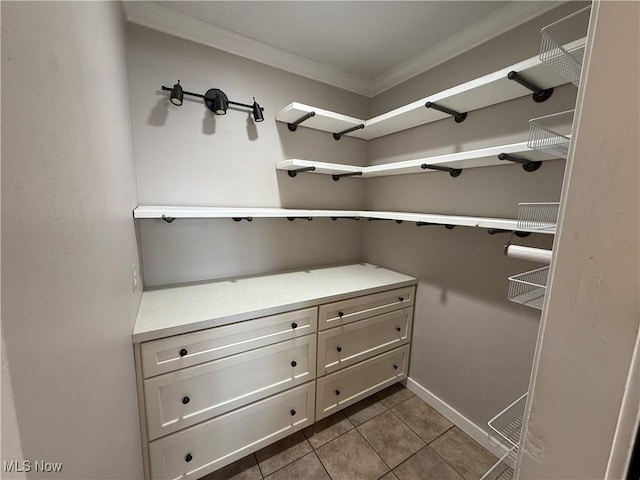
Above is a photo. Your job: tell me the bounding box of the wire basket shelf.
[480,448,517,480]
[540,6,591,86]
[528,110,574,159]
[508,266,549,310]
[517,202,559,231]
[488,393,528,449]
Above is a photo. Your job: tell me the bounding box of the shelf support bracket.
[367,218,404,224]
[424,102,467,123]
[330,216,360,221]
[286,217,313,221]
[287,166,316,177]
[416,222,455,229]
[161,215,175,224]
[498,153,542,172]
[232,217,253,222]
[287,111,316,132]
[333,124,365,140]
[331,171,363,181]
[507,71,554,103]
[487,228,512,235]
[420,163,462,177]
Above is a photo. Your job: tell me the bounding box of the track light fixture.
[161,80,264,122]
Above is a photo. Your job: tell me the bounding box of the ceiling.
[125,1,562,97]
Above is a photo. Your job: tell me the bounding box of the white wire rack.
[540,6,591,86]
[517,202,559,231]
[488,393,528,449]
[528,110,574,159]
[480,448,518,480]
[508,266,549,310]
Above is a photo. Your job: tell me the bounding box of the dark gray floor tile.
[342,394,389,426]
[304,411,354,449]
[392,396,453,443]
[316,429,389,480]
[357,411,425,469]
[199,454,262,480]
[429,428,497,480]
[393,446,464,480]
[255,431,313,477]
[264,452,330,480]
[374,383,415,409]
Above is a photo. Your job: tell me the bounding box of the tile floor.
[201,384,497,480]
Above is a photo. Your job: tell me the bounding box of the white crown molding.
[369,1,566,96]
[123,1,370,97]
[124,1,565,99]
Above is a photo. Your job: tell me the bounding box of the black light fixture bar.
[331,171,363,181]
[232,217,253,222]
[420,163,462,177]
[333,124,365,140]
[161,81,264,121]
[288,112,316,131]
[287,217,313,221]
[161,215,175,223]
[507,71,553,103]
[425,101,467,123]
[287,166,316,177]
[498,153,542,172]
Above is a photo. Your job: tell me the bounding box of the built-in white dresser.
[132,263,417,480]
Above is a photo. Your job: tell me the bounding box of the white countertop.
[132,263,417,343]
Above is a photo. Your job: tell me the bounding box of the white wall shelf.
[507,266,549,310]
[277,142,558,180]
[275,40,585,141]
[133,206,556,234]
[488,393,528,449]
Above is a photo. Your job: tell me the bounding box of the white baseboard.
[405,377,507,458]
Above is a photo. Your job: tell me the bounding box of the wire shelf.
[517,202,559,231]
[540,6,591,86]
[488,393,528,449]
[508,267,549,310]
[480,448,517,480]
[528,110,574,159]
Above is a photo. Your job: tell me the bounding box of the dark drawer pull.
[336,346,342,353]
[291,360,297,367]
[179,348,188,357]
[290,409,296,416]
[338,311,344,318]
[399,296,404,302]
[335,389,341,396]
[395,326,401,332]
[184,453,193,463]
[182,396,190,405]
[291,322,298,329]
[393,364,399,370]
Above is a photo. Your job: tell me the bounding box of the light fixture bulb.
[205,89,228,115]
[170,80,183,106]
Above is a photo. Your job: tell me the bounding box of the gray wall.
[1,3,143,478]
[126,24,369,285]
[362,4,583,429]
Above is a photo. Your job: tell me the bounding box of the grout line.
[351,426,393,476]
[254,453,265,479]
[427,424,455,446]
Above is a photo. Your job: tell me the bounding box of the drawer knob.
[291,322,298,329]
[335,389,341,396]
[182,396,190,405]
[393,364,399,370]
[179,348,188,357]
[290,409,296,416]
[399,296,404,302]
[184,453,193,463]
[396,326,402,332]
[336,346,342,353]
[338,311,344,318]
[291,360,297,367]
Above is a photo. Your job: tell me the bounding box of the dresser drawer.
[317,307,412,377]
[316,345,409,420]
[148,382,315,480]
[140,307,317,378]
[318,286,414,330]
[144,334,316,440]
